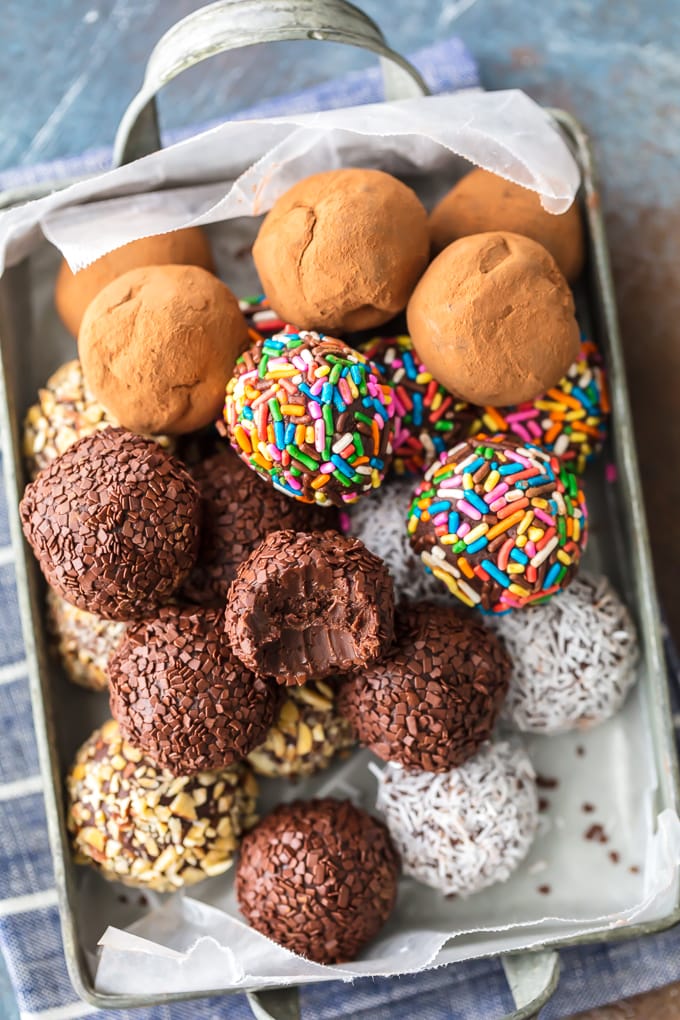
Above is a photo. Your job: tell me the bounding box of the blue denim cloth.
[1,35,679,1020]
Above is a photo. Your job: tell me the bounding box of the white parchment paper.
[1,86,677,998]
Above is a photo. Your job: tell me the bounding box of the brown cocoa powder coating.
[429,168,585,282]
[252,168,429,332]
[225,529,395,685]
[182,447,337,607]
[337,602,510,771]
[406,231,580,406]
[55,227,215,336]
[108,605,279,774]
[78,264,249,434]
[236,798,399,963]
[19,427,200,620]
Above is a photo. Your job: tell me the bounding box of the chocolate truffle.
[248,679,355,779]
[223,330,396,507]
[182,447,336,607]
[407,231,580,407]
[347,477,448,605]
[375,741,538,896]
[55,227,214,336]
[253,168,429,333]
[468,338,609,475]
[429,168,585,282]
[109,605,279,774]
[408,435,588,613]
[22,358,175,481]
[236,798,399,963]
[46,587,126,692]
[20,427,201,620]
[225,530,394,685]
[79,264,249,434]
[360,334,478,475]
[488,572,639,733]
[337,602,510,772]
[67,719,258,891]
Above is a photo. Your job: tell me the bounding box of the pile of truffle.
[20,164,639,966]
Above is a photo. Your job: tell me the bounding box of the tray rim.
[0,106,679,1013]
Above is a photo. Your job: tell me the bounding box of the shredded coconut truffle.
[347,477,448,604]
[374,741,538,897]
[487,572,639,733]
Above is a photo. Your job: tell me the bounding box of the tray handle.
[245,950,560,1020]
[113,0,429,166]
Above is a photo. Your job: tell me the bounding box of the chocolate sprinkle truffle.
[182,447,336,607]
[248,679,355,779]
[408,435,588,613]
[46,587,126,692]
[252,167,429,333]
[360,334,478,475]
[236,798,399,963]
[347,477,449,606]
[109,606,279,774]
[375,741,538,896]
[337,602,510,772]
[22,359,175,482]
[223,330,396,507]
[79,264,249,434]
[20,427,201,620]
[488,572,639,733]
[407,231,580,407]
[429,168,585,282]
[67,719,258,891]
[225,530,395,685]
[468,338,610,475]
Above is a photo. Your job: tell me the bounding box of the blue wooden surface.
[2,2,680,1016]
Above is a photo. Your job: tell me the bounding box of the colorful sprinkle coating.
[223,330,396,507]
[238,294,289,340]
[468,339,609,475]
[407,434,588,613]
[360,334,478,475]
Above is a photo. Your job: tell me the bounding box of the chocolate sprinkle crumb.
[585,823,609,844]
[536,774,559,789]
[20,427,200,620]
[609,851,620,864]
[576,745,586,756]
[225,530,394,685]
[338,601,510,772]
[109,605,279,774]
[236,798,399,964]
[630,865,640,874]
[538,797,550,813]
[537,884,551,895]
[582,802,596,813]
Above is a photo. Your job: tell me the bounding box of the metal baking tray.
[0,2,678,1018]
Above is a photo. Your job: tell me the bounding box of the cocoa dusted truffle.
[223,330,396,507]
[407,435,588,613]
[429,168,585,282]
[109,606,279,774]
[253,168,429,332]
[407,231,580,407]
[236,798,399,963]
[337,602,510,772]
[67,719,258,891]
[55,226,215,336]
[79,264,249,434]
[248,679,355,779]
[46,587,126,692]
[182,447,336,607]
[225,530,395,685]
[20,427,200,620]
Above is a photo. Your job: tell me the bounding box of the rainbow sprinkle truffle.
[407,434,588,613]
[223,330,396,506]
[360,334,477,475]
[239,294,288,339]
[469,339,609,475]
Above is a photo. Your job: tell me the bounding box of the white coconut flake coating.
[347,477,448,604]
[374,741,538,897]
[488,572,639,734]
